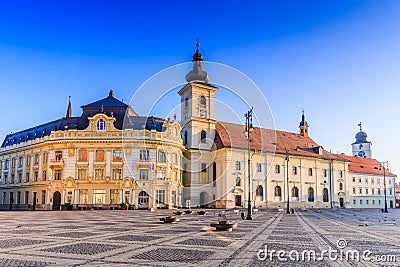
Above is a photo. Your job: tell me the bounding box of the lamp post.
[245,108,253,220]
[285,149,290,214]
[381,161,389,213]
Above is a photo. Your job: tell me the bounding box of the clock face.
[200,110,207,118]
[358,151,365,157]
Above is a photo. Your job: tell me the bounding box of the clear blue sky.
[0,0,399,175]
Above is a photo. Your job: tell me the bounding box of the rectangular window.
[365,178,368,184]
[17,191,21,204]
[236,177,241,186]
[366,200,369,204]
[365,188,368,194]
[110,189,120,204]
[371,178,374,184]
[92,189,106,204]
[34,154,39,165]
[12,158,16,168]
[55,151,63,161]
[158,151,167,162]
[5,159,9,169]
[42,171,47,181]
[339,170,343,178]
[10,174,14,184]
[79,189,88,204]
[323,169,328,177]
[389,189,392,195]
[389,179,392,185]
[112,168,122,180]
[257,163,262,172]
[78,150,88,161]
[140,150,150,161]
[139,169,149,180]
[18,172,22,183]
[94,169,104,180]
[33,171,38,182]
[172,153,177,164]
[54,170,62,180]
[236,161,241,171]
[353,188,356,194]
[19,157,23,167]
[353,199,356,204]
[372,200,375,205]
[360,200,363,204]
[157,169,166,180]
[156,190,165,204]
[77,169,87,180]
[171,171,176,182]
[25,172,30,182]
[201,163,207,172]
[379,200,381,205]
[359,188,362,194]
[378,189,381,195]
[113,150,123,161]
[42,152,48,163]
[308,168,313,176]
[25,191,29,204]
[95,150,104,161]
[26,157,31,166]
[372,188,375,194]
[41,190,46,204]
[359,178,362,183]
[377,179,380,185]
[352,177,356,182]
[275,165,280,173]
[292,167,297,175]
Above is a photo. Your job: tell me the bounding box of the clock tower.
[352,122,372,158]
[178,40,218,207]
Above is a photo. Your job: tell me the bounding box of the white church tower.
[352,122,372,158]
[178,40,218,208]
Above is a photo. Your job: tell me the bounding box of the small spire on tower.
[299,109,309,138]
[358,122,362,132]
[66,96,72,118]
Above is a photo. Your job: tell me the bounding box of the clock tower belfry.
[178,40,218,208]
[178,40,218,150]
[352,122,372,158]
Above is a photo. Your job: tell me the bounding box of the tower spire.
[299,110,309,138]
[66,96,72,118]
[185,39,209,83]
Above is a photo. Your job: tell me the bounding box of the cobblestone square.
[0,209,399,266]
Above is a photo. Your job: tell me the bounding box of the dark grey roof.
[82,90,128,108]
[1,92,166,148]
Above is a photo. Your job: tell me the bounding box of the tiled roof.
[336,154,396,176]
[215,121,345,160]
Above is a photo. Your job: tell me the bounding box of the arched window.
[292,186,299,198]
[200,130,207,143]
[274,186,281,197]
[200,95,206,106]
[184,97,189,107]
[339,182,343,191]
[308,187,314,202]
[323,188,329,202]
[138,191,149,208]
[256,185,263,201]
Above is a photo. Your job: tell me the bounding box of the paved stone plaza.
[0,209,399,266]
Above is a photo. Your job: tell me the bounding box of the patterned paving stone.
[130,248,213,263]
[177,238,232,247]
[0,239,50,249]
[0,258,55,267]
[108,234,162,242]
[41,243,124,255]
[47,231,98,238]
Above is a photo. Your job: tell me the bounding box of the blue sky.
[0,0,399,175]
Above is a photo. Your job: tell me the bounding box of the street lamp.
[285,149,290,214]
[381,161,389,213]
[245,108,253,220]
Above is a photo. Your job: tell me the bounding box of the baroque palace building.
[0,44,396,210]
[0,91,184,210]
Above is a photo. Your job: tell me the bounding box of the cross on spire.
[358,122,362,132]
[196,38,200,52]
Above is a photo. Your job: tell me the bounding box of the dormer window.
[97,119,106,131]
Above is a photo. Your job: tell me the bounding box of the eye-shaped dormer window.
[97,119,106,131]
